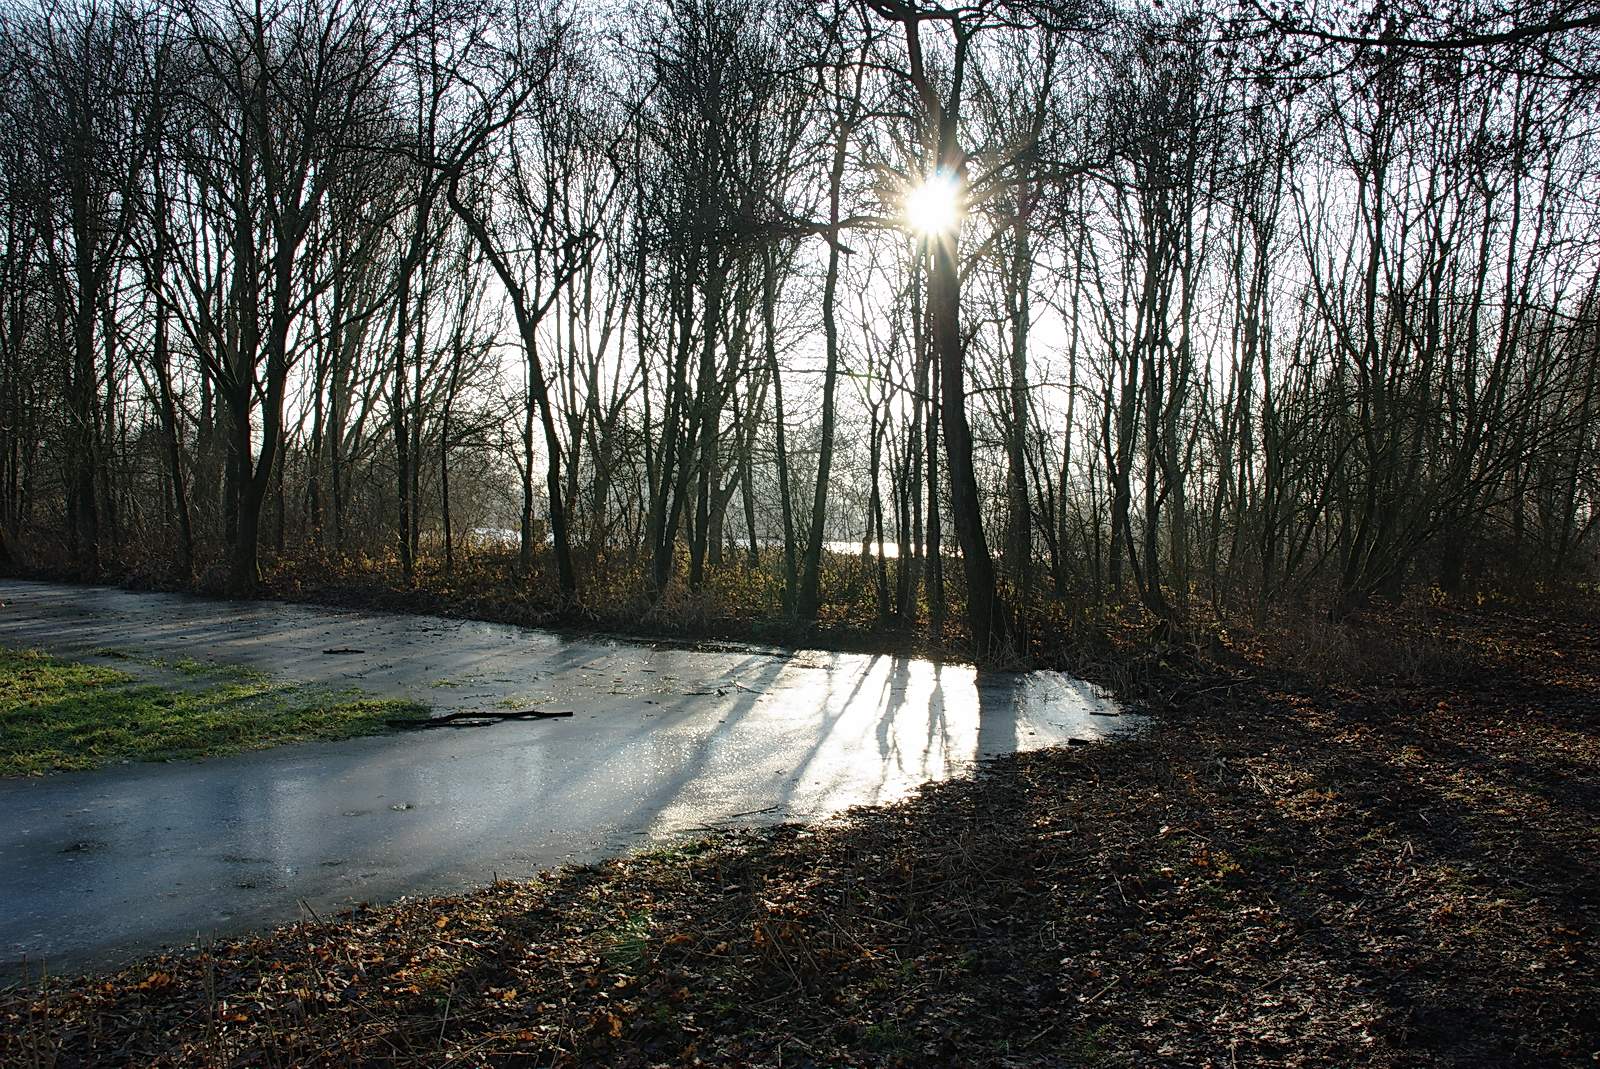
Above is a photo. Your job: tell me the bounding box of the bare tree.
[444,9,613,600]
[4,0,159,573]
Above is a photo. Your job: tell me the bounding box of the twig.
[687,804,783,829]
[387,709,575,728]
[1109,868,1131,907]
[1184,678,1255,697]
[1080,975,1120,1004]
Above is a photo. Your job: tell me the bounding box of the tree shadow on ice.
[975,671,1026,762]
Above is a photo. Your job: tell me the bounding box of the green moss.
[602,910,654,968]
[0,647,425,776]
[861,1021,911,1051]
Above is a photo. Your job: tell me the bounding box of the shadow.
[0,579,1121,976]
[975,671,1025,761]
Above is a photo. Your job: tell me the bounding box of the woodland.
[0,0,1597,664]
[2,3,1599,1064]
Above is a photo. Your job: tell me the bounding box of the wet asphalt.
[0,580,1133,976]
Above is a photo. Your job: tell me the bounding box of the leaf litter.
[3,602,1598,1067]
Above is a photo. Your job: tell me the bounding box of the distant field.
[0,647,425,776]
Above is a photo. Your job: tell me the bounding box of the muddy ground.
[3,599,1598,1067]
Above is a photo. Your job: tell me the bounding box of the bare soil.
[4,599,1598,1067]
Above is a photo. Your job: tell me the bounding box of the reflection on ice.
[0,579,1137,974]
[643,655,1119,838]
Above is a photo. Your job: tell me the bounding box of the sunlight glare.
[904,174,961,235]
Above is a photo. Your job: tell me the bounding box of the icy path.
[0,580,1133,974]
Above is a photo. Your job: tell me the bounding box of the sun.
[903,173,962,235]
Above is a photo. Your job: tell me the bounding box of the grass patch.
[601,910,654,969]
[0,647,425,776]
[91,647,270,681]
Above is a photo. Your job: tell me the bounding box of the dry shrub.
[1250,598,1471,687]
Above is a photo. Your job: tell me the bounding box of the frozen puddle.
[0,579,1136,974]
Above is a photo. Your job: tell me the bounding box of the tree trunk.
[763,245,798,606]
[929,224,1012,664]
[1003,196,1033,626]
[797,109,853,622]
